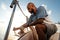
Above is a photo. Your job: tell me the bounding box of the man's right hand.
[13,23,28,34]
[13,27,24,34]
[18,30,24,34]
[13,27,17,31]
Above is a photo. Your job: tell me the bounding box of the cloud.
[41,4,47,10]
[11,9,29,27]
[47,10,52,15]
[41,4,52,15]
[1,3,7,10]
[56,24,60,33]
[41,4,54,23]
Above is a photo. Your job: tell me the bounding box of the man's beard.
[30,9,34,13]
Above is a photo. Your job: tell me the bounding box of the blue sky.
[0,0,60,40]
[0,0,60,23]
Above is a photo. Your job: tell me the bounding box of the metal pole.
[4,0,28,40]
[4,4,16,40]
[59,33,60,40]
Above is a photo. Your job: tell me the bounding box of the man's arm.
[13,18,44,31]
[29,18,45,26]
[13,23,29,31]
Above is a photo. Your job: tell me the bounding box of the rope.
[17,2,28,20]
[4,4,16,40]
[17,1,29,34]
[17,2,38,40]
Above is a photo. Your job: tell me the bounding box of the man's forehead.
[28,2,34,4]
[28,3,34,6]
[27,2,34,6]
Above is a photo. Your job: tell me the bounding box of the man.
[13,2,57,40]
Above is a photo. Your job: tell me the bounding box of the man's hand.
[13,23,28,34]
[13,27,24,34]
[18,30,24,35]
[13,27,21,31]
[13,27,17,31]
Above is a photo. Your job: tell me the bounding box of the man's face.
[27,4,36,14]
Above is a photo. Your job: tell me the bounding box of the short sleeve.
[36,6,48,19]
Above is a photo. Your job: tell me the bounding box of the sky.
[0,0,60,40]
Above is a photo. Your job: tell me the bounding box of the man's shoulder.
[38,6,44,8]
[38,6,45,10]
[39,6,44,7]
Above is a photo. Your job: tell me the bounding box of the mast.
[4,0,17,40]
[4,0,28,40]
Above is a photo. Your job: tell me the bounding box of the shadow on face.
[27,2,37,14]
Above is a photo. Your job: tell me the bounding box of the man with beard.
[13,2,57,40]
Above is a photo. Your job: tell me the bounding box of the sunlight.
[7,8,31,40]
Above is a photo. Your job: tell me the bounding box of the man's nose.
[29,9,32,12]
[29,10,31,12]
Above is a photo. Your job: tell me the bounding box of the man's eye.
[32,5,34,7]
[28,8,30,10]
